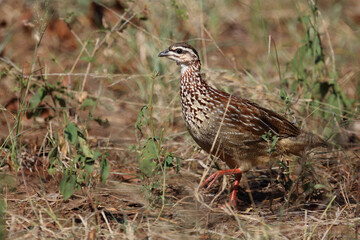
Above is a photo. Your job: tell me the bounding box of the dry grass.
[0,0,359,239]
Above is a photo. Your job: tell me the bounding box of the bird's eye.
[175,49,183,54]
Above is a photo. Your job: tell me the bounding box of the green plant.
[283,1,354,129]
[13,69,110,200]
[134,74,180,214]
[59,122,109,200]
[261,130,279,154]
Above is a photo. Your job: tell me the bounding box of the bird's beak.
[158,48,170,57]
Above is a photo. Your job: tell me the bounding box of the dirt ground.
[0,0,360,239]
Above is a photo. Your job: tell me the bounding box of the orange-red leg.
[202,168,243,207]
[229,173,242,207]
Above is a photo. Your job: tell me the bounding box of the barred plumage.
[158,42,327,207]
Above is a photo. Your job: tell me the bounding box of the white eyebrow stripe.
[171,46,190,51]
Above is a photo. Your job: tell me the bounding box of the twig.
[101,210,113,234]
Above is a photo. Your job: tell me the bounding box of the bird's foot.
[228,175,241,208]
[201,168,243,190]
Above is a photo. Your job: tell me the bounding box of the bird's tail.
[303,132,330,149]
[279,132,332,156]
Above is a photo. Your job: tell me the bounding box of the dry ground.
[0,0,360,239]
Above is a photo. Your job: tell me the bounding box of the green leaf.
[29,87,46,109]
[64,122,78,145]
[100,158,110,183]
[85,158,95,173]
[279,88,287,100]
[60,172,76,200]
[81,98,96,109]
[262,131,271,141]
[164,155,174,168]
[138,139,158,177]
[47,167,57,175]
[47,146,58,175]
[93,151,101,160]
[302,15,310,25]
[270,135,279,149]
[65,11,74,24]
[135,105,149,130]
[79,137,93,158]
[77,170,86,184]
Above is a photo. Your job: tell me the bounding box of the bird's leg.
[229,173,242,207]
[202,168,244,190]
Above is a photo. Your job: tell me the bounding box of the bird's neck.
[180,60,207,90]
[179,60,209,129]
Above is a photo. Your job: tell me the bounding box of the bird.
[158,42,327,207]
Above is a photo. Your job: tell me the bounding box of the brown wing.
[222,96,301,138]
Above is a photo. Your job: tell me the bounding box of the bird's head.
[158,43,200,66]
